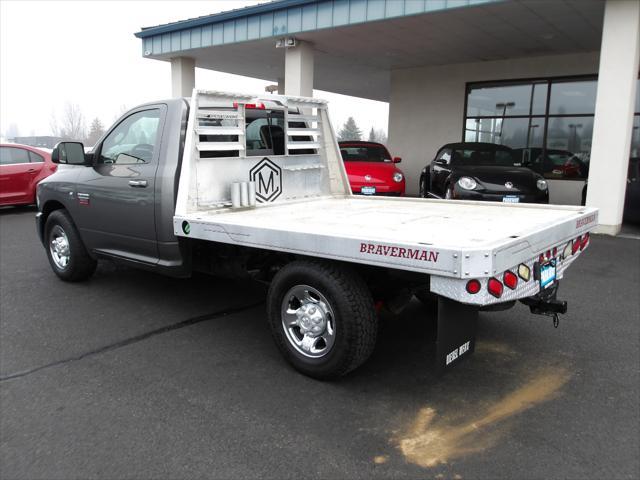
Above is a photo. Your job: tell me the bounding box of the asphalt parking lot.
[1,206,638,480]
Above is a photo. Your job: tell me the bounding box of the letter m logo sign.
[249,158,283,203]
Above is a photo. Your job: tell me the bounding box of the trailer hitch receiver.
[521,284,567,328]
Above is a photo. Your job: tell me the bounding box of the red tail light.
[487,278,503,298]
[552,247,558,257]
[539,254,545,263]
[572,236,582,254]
[580,232,590,250]
[466,279,481,294]
[503,271,518,290]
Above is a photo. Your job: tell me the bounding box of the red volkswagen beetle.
[338,141,405,196]
[0,144,57,206]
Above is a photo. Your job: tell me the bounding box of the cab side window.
[435,148,452,165]
[99,109,161,165]
[0,147,29,165]
[29,151,44,163]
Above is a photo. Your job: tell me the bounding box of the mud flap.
[436,297,479,372]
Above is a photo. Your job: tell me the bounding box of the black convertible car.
[419,142,549,204]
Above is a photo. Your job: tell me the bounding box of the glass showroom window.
[466,77,640,181]
[465,78,596,180]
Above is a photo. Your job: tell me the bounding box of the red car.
[0,144,57,206]
[338,141,405,196]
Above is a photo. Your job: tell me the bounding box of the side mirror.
[393,156,402,163]
[52,142,89,165]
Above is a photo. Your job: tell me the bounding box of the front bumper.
[351,183,405,196]
[453,187,548,204]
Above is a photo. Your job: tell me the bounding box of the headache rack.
[175,89,350,215]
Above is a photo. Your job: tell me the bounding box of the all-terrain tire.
[267,260,377,379]
[45,210,97,282]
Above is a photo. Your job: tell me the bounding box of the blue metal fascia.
[138,0,501,56]
[135,0,318,38]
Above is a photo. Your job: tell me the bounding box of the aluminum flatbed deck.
[175,195,598,279]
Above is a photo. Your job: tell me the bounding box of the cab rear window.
[339,145,391,162]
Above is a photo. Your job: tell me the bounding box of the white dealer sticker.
[445,341,471,365]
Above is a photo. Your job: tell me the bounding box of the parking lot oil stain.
[373,455,389,464]
[397,368,570,468]
[474,340,517,357]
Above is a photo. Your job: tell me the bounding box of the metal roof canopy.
[136,0,605,101]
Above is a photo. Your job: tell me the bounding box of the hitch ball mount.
[521,288,568,328]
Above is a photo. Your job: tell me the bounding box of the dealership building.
[135,0,639,234]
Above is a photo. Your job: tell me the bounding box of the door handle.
[27,169,36,173]
[128,180,148,188]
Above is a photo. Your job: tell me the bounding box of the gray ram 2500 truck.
[36,90,598,379]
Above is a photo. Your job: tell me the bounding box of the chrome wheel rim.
[281,284,336,358]
[49,225,70,270]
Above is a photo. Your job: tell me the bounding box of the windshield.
[340,145,391,162]
[450,147,516,167]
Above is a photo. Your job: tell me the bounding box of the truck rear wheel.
[267,260,377,379]
[45,210,97,282]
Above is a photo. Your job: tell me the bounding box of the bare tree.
[113,104,129,122]
[5,122,20,139]
[49,110,60,137]
[50,102,87,141]
[368,127,388,144]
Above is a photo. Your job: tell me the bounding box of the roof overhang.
[136,0,605,101]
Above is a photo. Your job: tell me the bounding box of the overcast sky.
[0,0,388,140]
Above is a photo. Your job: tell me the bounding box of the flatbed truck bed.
[176,195,596,280]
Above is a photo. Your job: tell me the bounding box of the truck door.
[73,105,166,263]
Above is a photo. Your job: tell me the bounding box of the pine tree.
[337,117,362,141]
[85,117,105,146]
[368,127,376,142]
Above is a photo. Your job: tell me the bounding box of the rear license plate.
[503,195,520,203]
[361,186,376,195]
[540,260,557,289]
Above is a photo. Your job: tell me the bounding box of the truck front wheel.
[45,210,97,282]
[267,260,377,379]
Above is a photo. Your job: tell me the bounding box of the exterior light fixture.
[275,37,297,48]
